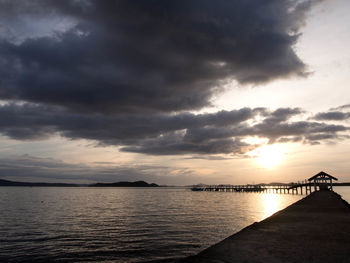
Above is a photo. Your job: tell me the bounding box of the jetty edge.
[180,190,350,263]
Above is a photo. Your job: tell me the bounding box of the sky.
[0,0,349,185]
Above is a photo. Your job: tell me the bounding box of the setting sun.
[254,144,285,169]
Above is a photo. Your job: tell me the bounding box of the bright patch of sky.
[213,0,350,113]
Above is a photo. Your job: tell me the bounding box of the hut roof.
[308,171,338,181]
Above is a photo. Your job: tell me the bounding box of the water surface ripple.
[0,187,313,262]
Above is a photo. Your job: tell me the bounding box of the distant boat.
[191,187,204,191]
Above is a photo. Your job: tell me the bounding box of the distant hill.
[0,179,159,187]
[188,183,209,188]
[90,181,159,187]
[0,179,79,187]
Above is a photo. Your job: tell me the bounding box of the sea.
[1,186,349,263]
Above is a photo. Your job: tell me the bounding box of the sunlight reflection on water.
[0,187,311,262]
[261,193,281,218]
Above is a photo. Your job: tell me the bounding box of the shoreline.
[180,190,350,263]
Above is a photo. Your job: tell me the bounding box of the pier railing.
[192,180,318,195]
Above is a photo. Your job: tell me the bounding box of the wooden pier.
[192,171,338,196]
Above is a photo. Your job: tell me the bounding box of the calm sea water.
[1,186,349,263]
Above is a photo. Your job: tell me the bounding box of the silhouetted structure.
[308,171,338,191]
[193,171,339,195]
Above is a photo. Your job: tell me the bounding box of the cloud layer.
[0,155,193,184]
[0,0,317,114]
[0,103,348,155]
[1,1,347,158]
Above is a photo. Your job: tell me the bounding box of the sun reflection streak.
[261,193,280,218]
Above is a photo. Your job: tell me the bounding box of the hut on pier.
[308,171,337,191]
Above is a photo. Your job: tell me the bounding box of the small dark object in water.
[191,187,204,191]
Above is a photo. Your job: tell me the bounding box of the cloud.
[121,135,253,155]
[0,103,259,140]
[329,104,350,111]
[0,0,318,114]
[251,120,348,142]
[184,156,235,161]
[314,111,350,121]
[313,104,350,121]
[0,103,348,155]
[0,154,193,184]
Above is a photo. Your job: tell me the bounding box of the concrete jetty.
[181,190,350,263]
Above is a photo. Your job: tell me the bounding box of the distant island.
[0,179,79,187]
[0,179,159,187]
[90,181,159,187]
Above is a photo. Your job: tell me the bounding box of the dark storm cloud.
[0,103,348,155]
[0,103,257,140]
[121,135,253,155]
[252,121,348,144]
[0,0,318,113]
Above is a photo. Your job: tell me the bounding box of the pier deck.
[181,190,350,263]
[198,183,313,195]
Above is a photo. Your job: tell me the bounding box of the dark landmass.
[188,183,209,188]
[181,190,350,263]
[0,179,158,187]
[0,179,79,187]
[90,181,159,187]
